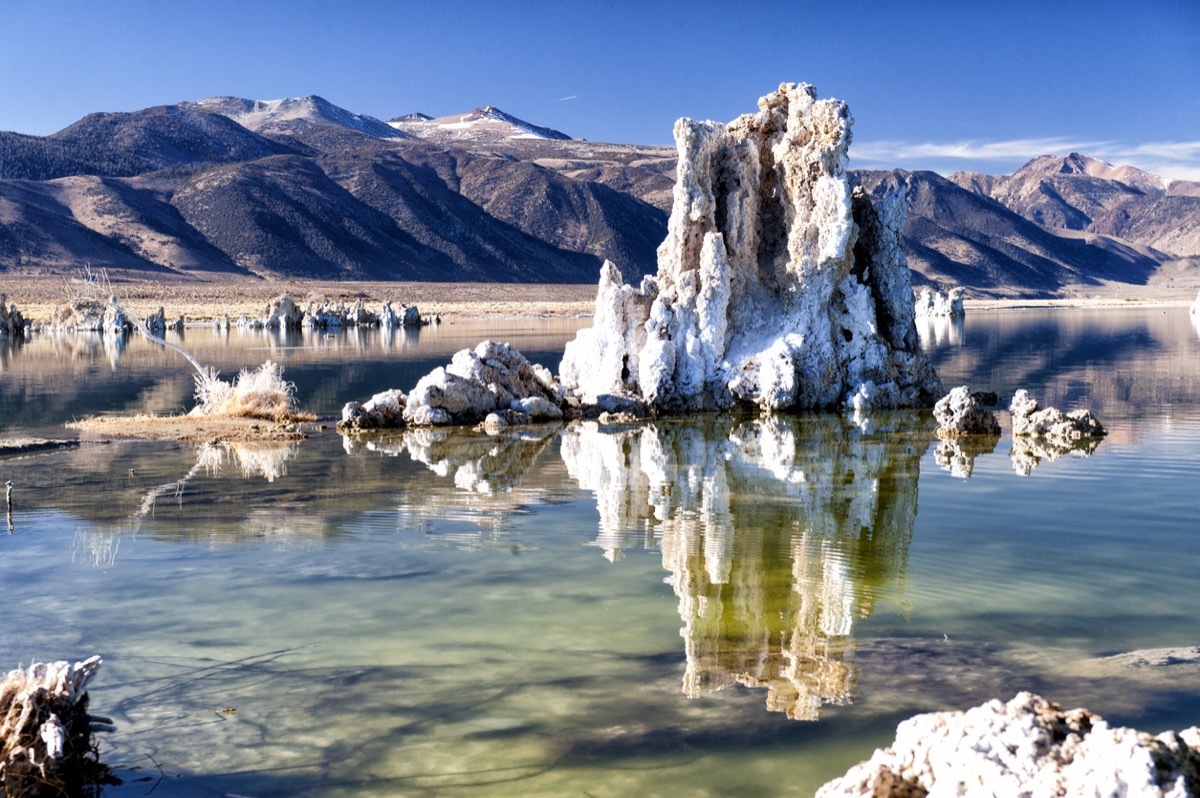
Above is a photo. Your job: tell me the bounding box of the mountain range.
[1,94,1197,297]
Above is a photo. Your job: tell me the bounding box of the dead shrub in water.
[191,360,303,422]
[0,656,115,796]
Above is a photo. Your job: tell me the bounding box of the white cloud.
[850,137,1200,182]
[552,94,579,103]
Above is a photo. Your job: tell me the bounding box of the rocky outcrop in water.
[405,341,564,427]
[1010,389,1107,442]
[559,83,942,414]
[933,386,1001,439]
[340,341,564,430]
[816,692,1200,797]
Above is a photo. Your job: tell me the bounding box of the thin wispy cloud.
[851,137,1200,182]
[552,94,579,103]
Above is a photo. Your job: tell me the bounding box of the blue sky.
[3,0,1198,179]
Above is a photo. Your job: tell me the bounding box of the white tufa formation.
[816,692,1200,797]
[560,82,942,413]
[914,286,965,317]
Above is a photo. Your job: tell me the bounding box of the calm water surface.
[1,309,1198,796]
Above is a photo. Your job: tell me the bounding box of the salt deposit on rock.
[816,692,1200,797]
[933,386,1000,439]
[1010,389,1107,441]
[914,286,965,317]
[560,82,942,413]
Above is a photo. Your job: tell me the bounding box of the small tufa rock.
[337,389,407,431]
[914,286,965,317]
[1010,389,1107,441]
[933,386,1001,439]
[403,341,565,427]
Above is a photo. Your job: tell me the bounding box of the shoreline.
[1,276,1195,325]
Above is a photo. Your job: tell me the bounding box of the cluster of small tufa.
[234,295,431,331]
[933,386,1106,443]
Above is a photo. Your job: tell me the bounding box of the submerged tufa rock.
[560,82,942,413]
[816,692,1200,797]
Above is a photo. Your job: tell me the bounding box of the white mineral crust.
[560,82,942,413]
[816,692,1200,797]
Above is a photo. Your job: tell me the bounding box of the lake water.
[2,308,1199,796]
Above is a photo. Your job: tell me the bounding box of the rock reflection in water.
[342,426,559,495]
[1010,435,1103,476]
[915,315,964,349]
[934,436,999,478]
[561,413,926,720]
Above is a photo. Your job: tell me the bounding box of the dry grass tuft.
[191,361,301,423]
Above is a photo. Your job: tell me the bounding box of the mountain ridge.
[1,95,1197,297]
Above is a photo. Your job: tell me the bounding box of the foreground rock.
[1010,389,1107,441]
[1,656,114,795]
[339,341,565,430]
[933,386,1000,439]
[560,82,942,414]
[817,692,1200,797]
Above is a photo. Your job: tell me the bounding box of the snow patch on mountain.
[388,105,571,143]
[185,96,408,140]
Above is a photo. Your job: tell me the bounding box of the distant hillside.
[856,169,1163,297]
[949,153,1200,259]
[0,105,298,181]
[0,95,1196,297]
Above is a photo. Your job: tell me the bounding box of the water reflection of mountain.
[561,414,927,720]
[926,308,1200,429]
